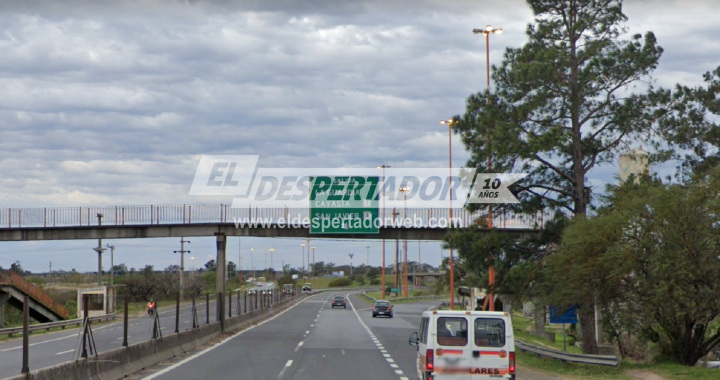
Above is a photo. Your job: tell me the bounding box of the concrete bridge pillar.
[215,233,226,329]
[0,292,9,327]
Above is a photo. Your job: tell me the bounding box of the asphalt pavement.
[0,298,223,379]
[132,292,414,380]
[2,290,563,380]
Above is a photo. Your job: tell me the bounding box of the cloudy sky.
[0,0,718,274]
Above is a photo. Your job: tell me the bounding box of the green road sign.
[309,176,379,234]
[391,288,400,293]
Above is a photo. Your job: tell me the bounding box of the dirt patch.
[625,369,668,380]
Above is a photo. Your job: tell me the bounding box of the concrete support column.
[0,292,10,328]
[215,233,226,328]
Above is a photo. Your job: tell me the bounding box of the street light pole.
[366,246,370,274]
[473,24,502,311]
[106,245,115,287]
[250,248,255,280]
[311,247,316,289]
[269,249,275,281]
[439,119,457,309]
[301,243,306,282]
[376,165,390,299]
[349,253,354,276]
[399,187,410,297]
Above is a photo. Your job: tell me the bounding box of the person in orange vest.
[147,299,156,316]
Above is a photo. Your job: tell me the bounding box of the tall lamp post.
[399,187,410,297]
[311,246,316,289]
[376,165,390,299]
[106,245,115,287]
[190,257,196,275]
[349,253,354,275]
[440,118,457,309]
[301,243,306,282]
[473,24,502,311]
[366,246,370,274]
[269,249,275,281]
[250,248,255,280]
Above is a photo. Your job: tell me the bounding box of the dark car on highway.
[372,300,393,318]
[331,295,347,308]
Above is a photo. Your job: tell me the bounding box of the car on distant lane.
[331,295,347,308]
[372,300,393,318]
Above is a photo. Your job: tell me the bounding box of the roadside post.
[549,305,578,352]
[206,293,210,325]
[122,294,129,347]
[22,295,29,374]
[175,291,180,333]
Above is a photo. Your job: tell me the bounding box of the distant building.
[619,148,650,183]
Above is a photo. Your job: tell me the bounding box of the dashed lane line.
[278,360,293,377]
[140,295,316,380]
[346,294,408,380]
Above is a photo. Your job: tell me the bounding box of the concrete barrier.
[5,294,308,380]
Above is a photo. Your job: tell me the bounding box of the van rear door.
[467,316,511,378]
[432,316,470,380]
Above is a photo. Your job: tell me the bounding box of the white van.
[409,310,515,380]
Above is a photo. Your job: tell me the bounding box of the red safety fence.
[0,270,70,319]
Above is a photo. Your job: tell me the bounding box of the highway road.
[2,291,561,380]
[0,297,227,379]
[129,293,442,380]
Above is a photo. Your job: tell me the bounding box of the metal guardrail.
[0,204,554,230]
[0,313,116,337]
[516,339,620,367]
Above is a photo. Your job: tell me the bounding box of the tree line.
[442,0,720,366]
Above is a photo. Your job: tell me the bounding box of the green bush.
[412,290,423,297]
[328,277,352,287]
[385,285,392,295]
[355,276,365,285]
[370,278,380,285]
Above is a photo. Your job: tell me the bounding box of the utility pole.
[366,246,370,274]
[306,238,311,282]
[93,213,106,286]
[49,261,52,283]
[349,253,354,276]
[311,246,316,289]
[392,209,400,290]
[106,245,115,286]
[174,238,190,300]
[301,243,306,281]
[238,237,242,285]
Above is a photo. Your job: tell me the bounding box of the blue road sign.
[549,305,578,324]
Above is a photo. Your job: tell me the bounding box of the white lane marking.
[0,324,114,352]
[141,295,315,380]
[400,377,409,380]
[55,349,74,355]
[305,330,310,334]
[278,360,293,377]
[295,341,304,352]
[347,294,407,380]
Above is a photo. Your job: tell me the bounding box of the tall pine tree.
[453,0,663,354]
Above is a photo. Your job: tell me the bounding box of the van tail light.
[509,352,515,374]
[426,348,434,371]
[345,300,347,303]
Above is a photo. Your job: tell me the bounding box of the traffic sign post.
[309,176,379,234]
[549,305,578,352]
